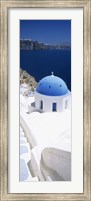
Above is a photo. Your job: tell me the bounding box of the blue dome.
[36,75,68,96]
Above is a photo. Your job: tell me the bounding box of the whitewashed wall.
[40,147,71,181]
[35,91,71,112]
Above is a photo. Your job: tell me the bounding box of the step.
[20,152,31,163]
[20,137,27,144]
[20,158,32,181]
[20,127,23,132]
[20,143,30,155]
[20,132,25,138]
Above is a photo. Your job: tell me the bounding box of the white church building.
[20,73,71,182]
[28,73,71,113]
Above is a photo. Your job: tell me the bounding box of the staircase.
[20,126,39,181]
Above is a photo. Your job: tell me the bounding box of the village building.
[20,73,71,181]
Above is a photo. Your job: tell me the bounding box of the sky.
[20,20,71,45]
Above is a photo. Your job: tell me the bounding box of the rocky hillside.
[20,39,71,50]
[20,68,37,91]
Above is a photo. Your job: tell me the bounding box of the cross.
[51,71,54,76]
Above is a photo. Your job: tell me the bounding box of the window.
[40,100,43,110]
[65,100,68,109]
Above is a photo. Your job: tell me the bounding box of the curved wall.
[35,91,71,112]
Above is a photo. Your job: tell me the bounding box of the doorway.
[52,102,57,112]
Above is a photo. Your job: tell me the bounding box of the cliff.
[20,68,37,91]
[20,39,71,50]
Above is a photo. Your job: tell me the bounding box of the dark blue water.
[20,50,71,90]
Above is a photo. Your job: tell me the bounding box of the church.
[28,73,71,113]
[20,73,71,181]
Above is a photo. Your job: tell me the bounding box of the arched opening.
[52,103,57,112]
[40,100,43,110]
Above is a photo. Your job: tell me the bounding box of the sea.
[20,49,71,91]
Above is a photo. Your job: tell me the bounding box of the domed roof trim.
[36,75,68,96]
